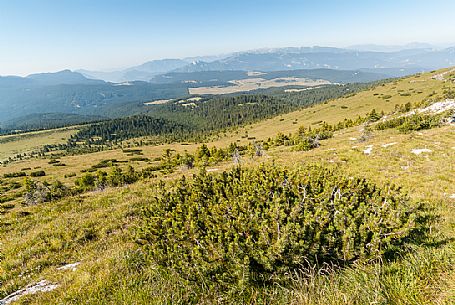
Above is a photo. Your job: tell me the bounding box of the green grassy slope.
[0,68,454,304]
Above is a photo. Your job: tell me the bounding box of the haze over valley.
[1,1,454,304]
[2,44,455,128]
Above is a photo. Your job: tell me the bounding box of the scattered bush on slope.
[138,165,428,288]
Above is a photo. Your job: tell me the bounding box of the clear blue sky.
[1,0,454,76]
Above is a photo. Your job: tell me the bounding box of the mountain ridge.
[0,67,393,123]
[76,46,455,82]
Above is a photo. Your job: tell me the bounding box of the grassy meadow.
[1,68,454,304]
[0,127,78,162]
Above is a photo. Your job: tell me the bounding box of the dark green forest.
[70,83,371,145]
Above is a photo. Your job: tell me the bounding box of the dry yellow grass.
[0,70,450,186]
[1,68,455,304]
[0,128,78,162]
[2,121,454,304]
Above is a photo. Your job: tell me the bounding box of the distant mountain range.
[78,59,189,83]
[0,70,189,123]
[0,67,388,125]
[2,44,455,128]
[77,45,455,82]
[0,70,103,89]
[77,55,228,83]
[346,42,436,52]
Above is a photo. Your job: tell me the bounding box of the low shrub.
[64,172,77,178]
[30,170,46,177]
[138,165,427,288]
[23,178,70,205]
[75,165,140,191]
[130,157,150,162]
[3,171,26,178]
[375,113,442,133]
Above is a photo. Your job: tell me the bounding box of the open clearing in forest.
[189,77,331,94]
[0,128,77,162]
[1,69,448,181]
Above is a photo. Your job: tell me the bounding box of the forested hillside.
[0,68,388,125]
[3,0,455,303]
[0,68,454,304]
[68,83,370,146]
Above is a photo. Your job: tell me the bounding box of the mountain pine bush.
[138,165,427,288]
[374,113,443,132]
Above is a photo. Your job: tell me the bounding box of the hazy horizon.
[2,42,454,78]
[1,0,455,76]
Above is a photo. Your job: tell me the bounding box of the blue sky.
[1,0,454,75]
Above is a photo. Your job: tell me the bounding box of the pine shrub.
[138,165,427,288]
